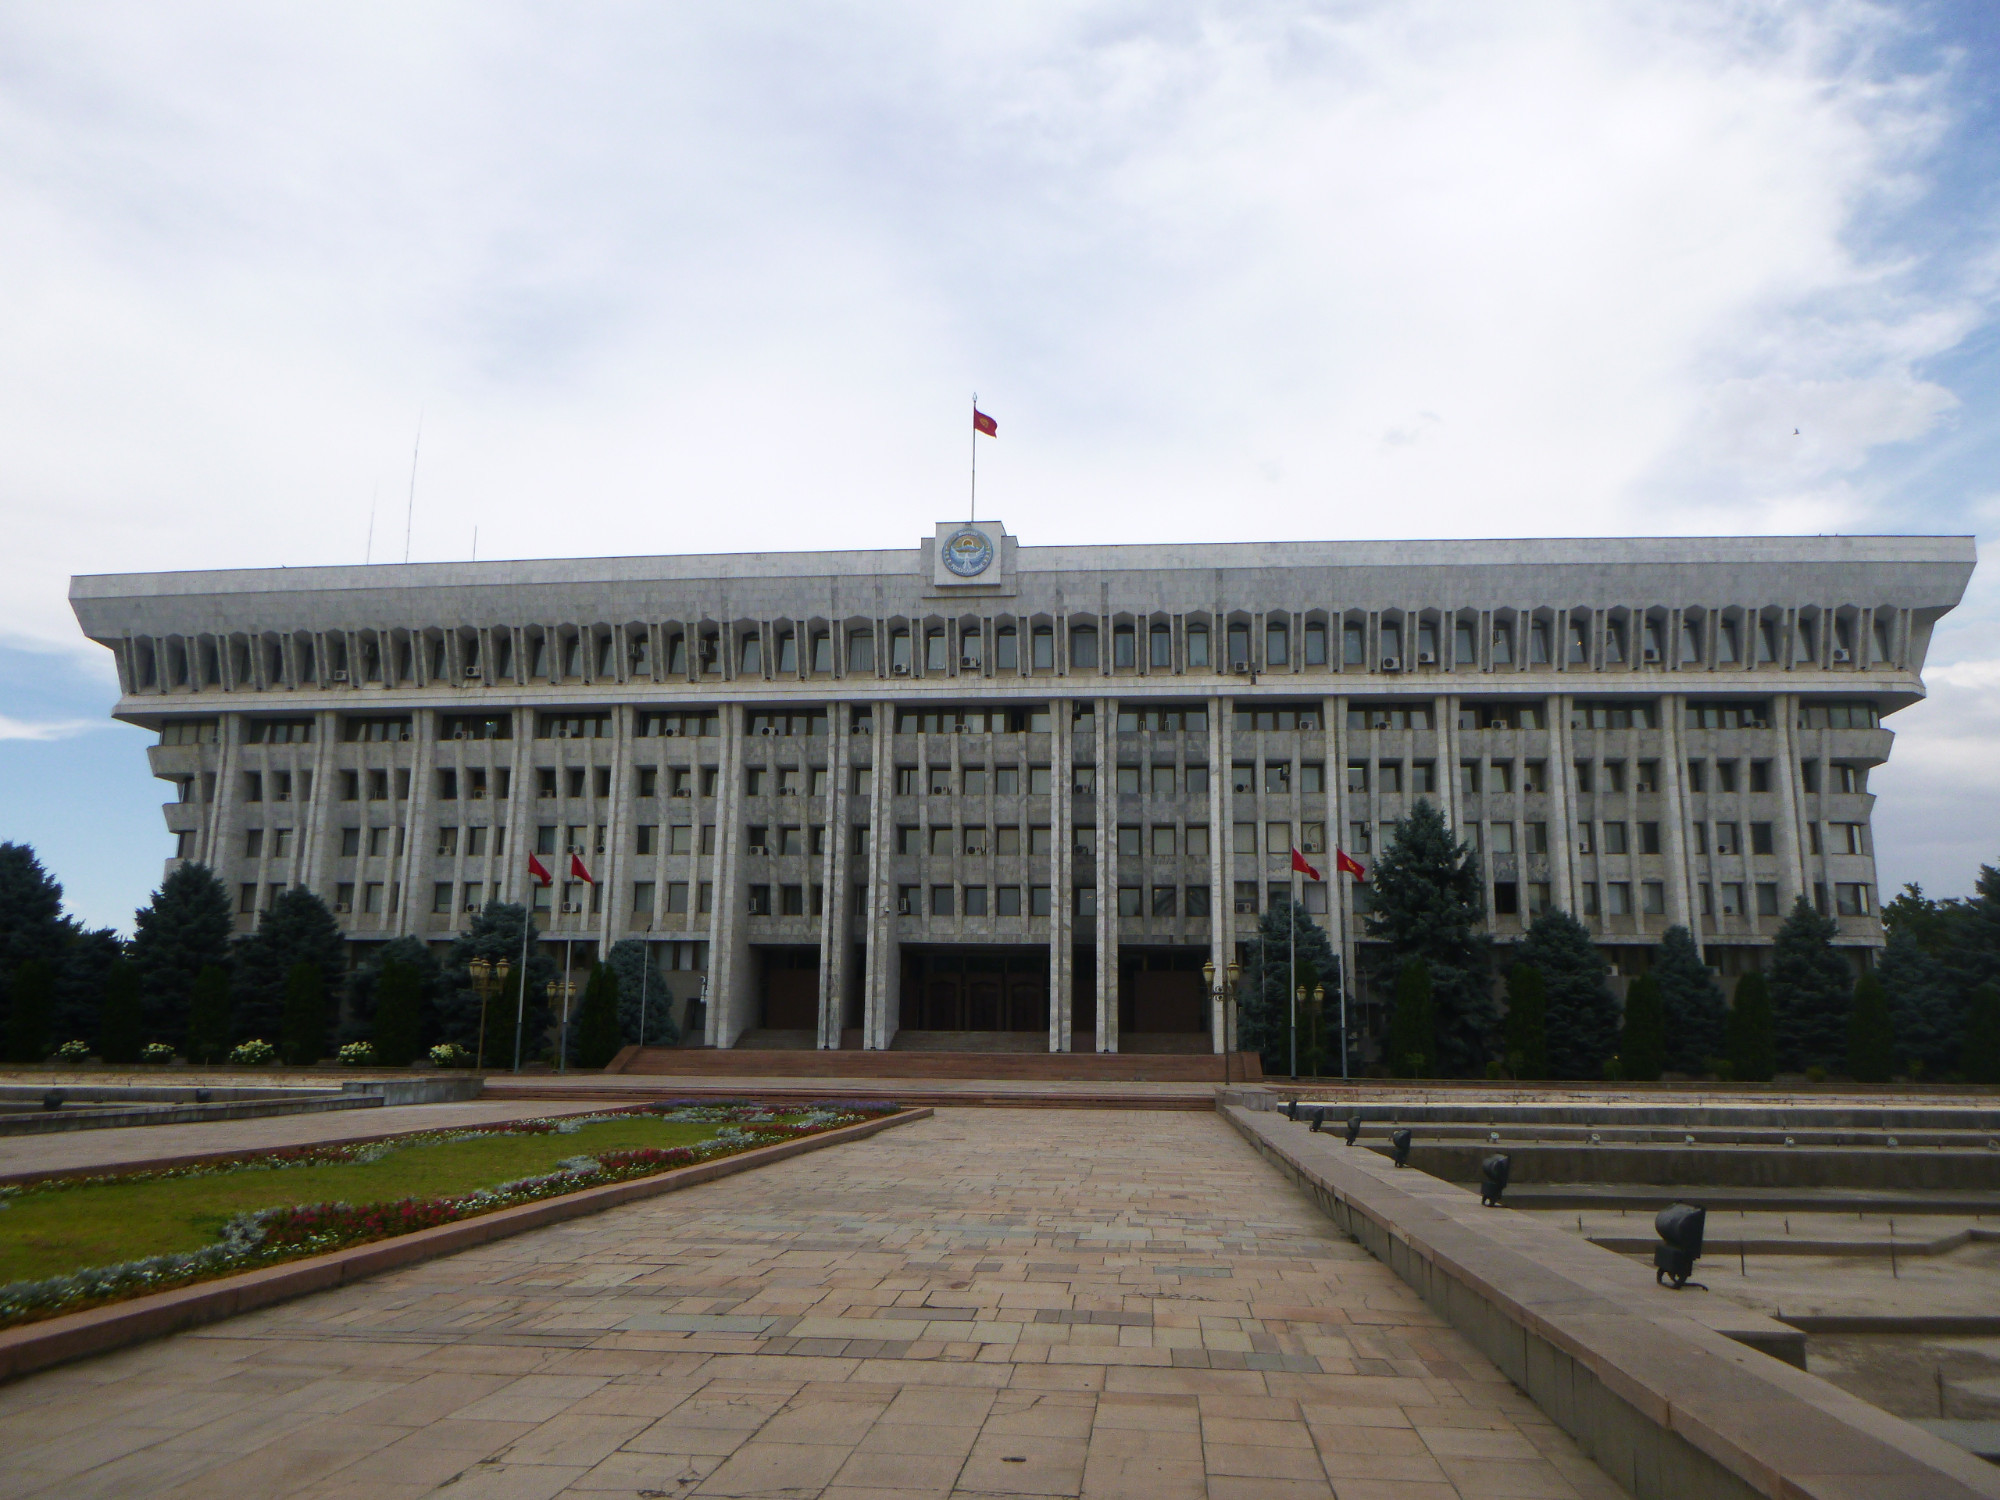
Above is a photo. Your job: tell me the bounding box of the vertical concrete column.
[1325,694,1350,1015]
[208,716,240,887]
[863,699,896,1049]
[1772,692,1808,906]
[816,701,848,1049]
[394,709,435,938]
[1049,697,1074,1051]
[1094,695,1117,1052]
[1208,695,1228,1054]
[600,706,631,954]
[301,710,340,907]
[1548,693,1577,915]
[707,707,752,1047]
[1661,694,1696,940]
[504,715,531,906]
[1439,693,1460,833]
[1218,694,1237,1051]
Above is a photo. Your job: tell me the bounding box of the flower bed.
[0,1101,899,1331]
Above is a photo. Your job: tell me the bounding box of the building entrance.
[899,948,1048,1033]
[758,946,821,1030]
[1119,948,1209,1034]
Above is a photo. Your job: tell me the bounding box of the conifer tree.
[1241,896,1339,1075]
[372,955,426,1066]
[1652,925,1726,1075]
[1619,972,1665,1082]
[1770,896,1853,1072]
[607,939,679,1045]
[1363,800,1494,1074]
[1964,982,2000,1085]
[573,963,624,1069]
[1386,957,1435,1078]
[98,957,143,1064]
[1519,908,1618,1079]
[1727,971,1777,1082]
[230,889,346,1045]
[4,958,53,1063]
[1878,919,1958,1077]
[441,904,556,1060]
[1845,971,1894,1083]
[130,863,234,1046]
[0,843,67,1049]
[280,961,328,1066]
[1502,963,1547,1079]
[184,963,233,1063]
[54,928,121,1049]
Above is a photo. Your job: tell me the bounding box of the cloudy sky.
[3,1,1997,932]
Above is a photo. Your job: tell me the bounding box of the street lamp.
[547,976,577,1073]
[1202,960,1242,1082]
[467,957,512,1072]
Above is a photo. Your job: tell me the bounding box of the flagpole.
[1289,874,1298,1081]
[514,903,530,1074]
[1337,868,1350,1081]
[970,392,978,522]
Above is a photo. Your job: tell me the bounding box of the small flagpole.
[970,392,978,522]
[1337,866,1350,1081]
[514,899,531,1074]
[1289,871,1298,1082]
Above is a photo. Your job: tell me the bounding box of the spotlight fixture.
[1653,1203,1708,1290]
[1345,1113,1362,1147]
[40,1089,64,1112]
[1479,1153,1511,1207]
[1286,1099,1298,1122]
[1310,1107,1327,1133]
[1391,1129,1412,1167]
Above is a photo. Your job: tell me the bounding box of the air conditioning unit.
[672,788,692,798]
[561,901,583,914]
[1381,655,1401,672]
[1072,783,1091,795]
[897,896,914,915]
[659,725,678,737]
[961,655,980,670]
[1642,647,1660,664]
[747,844,768,856]
[470,789,486,800]
[334,902,352,914]
[330,669,349,683]
[463,902,482,913]
[1234,900,1257,915]
[1417,651,1436,666]
[1073,844,1093,857]
[1831,648,1852,664]
[890,662,911,677]
[1232,661,1251,675]
[758,725,776,737]
[464,666,482,679]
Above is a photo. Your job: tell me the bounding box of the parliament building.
[70,524,1975,1054]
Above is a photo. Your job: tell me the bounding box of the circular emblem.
[942,526,994,578]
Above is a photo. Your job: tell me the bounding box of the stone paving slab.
[0,1100,614,1183]
[0,1108,1623,1498]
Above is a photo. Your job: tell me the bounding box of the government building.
[70,525,1975,1054]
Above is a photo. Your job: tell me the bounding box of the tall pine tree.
[1727,971,1777,1082]
[131,863,235,1047]
[441,904,556,1060]
[0,843,67,1052]
[1386,957,1435,1078]
[1770,895,1852,1073]
[54,927,121,1050]
[98,957,143,1064]
[1240,895,1339,1076]
[347,937,439,1052]
[1519,909,1617,1079]
[1503,962,1548,1079]
[1846,971,1894,1083]
[230,889,346,1045]
[372,954,427,1066]
[280,962,328,1066]
[1964,982,2000,1085]
[1363,800,1494,1075]
[1652,925,1727,1076]
[1619,971,1665,1082]
[573,963,624,1069]
[1878,911,1958,1077]
[5,958,53,1063]
[184,963,233,1063]
[607,939,679,1046]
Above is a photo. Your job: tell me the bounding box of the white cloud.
[0,716,110,743]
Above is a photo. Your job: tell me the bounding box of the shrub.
[338,1041,376,1067]
[429,1042,473,1069]
[1727,972,1776,1083]
[230,1038,276,1065]
[1846,973,1895,1084]
[1619,972,1666,1082]
[55,1039,90,1063]
[140,1042,175,1064]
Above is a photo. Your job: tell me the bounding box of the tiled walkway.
[0,1109,1622,1498]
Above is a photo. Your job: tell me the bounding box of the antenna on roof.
[402,410,424,564]
[364,482,378,565]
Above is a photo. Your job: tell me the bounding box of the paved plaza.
[0,1108,1621,1499]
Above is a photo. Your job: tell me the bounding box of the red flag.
[1290,848,1322,882]
[973,407,997,438]
[569,852,596,884]
[1336,849,1368,883]
[526,854,554,887]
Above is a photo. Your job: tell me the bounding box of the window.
[244,828,264,858]
[996,885,1022,916]
[1492,623,1513,665]
[1343,622,1365,666]
[924,630,947,673]
[1835,882,1872,916]
[963,826,989,855]
[1527,882,1551,916]
[1685,700,1770,730]
[1231,705,1321,732]
[1265,821,1289,854]
[536,713,611,739]
[1346,705,1432,730]
[1031,627,1056,671]
[1576,822,1595,855]
[1183,624,1209,669]
[1711,822,1738,856]
[993,627,1018,672]
[1186,765,1208,795]
[1150,825,1177,857]
[1635,761,1659,794]
[1798,700,1881,730]
[1688,823,1707,855]
[1072,765,1096,794]
[1143,885,1174,918]
[1493,881,1518,916]
[1720,882,1744,916]
[1601,822,1628,855]
[1750,822,1774,856]
[1605,882,1631,916]
[778,826,805,856]
[1030,826,1053,854]
[1411,762,1435,794]
[1569,701,1655,730]
[1300,821,1325,854]
[995,825,1021,855]
[698,881,714,913]
[632,882,655,916]
[1379,763,1402,794]
[1234,881,1258,915]
[1346,762,1368,793]
[1417,620,1439,663]
[1070,626,1099,669]
[1299,762,1325,795]
[1231,763,1255,794]
[747,884,771,915]
[1642,881,1666,915]
[780,884,805,916]
[1685,760,1706,793]
[1348,821,1370,853]
[1488,823,1513,855]
[1459,761,1480,795]
[960,884,988,917]
[1265,762,1290,794]
[1118,765,1141,795]
[1233,822,1257,854]
[1455,621,1476,666]
[1186,884,1210,917]
[849,630,876,674]
[1030,885,1052,916]
[1488,762,1513,794]
[1639,822,1660,855]
[1228,623,1251,667]
[1118,886,1142,916]
[1266,622,1288,667]
[1756,882,1780,916]
[1303,623,1326,666]
[432,882,455,915]
[1074,885,1096,918]
[1572,760,1593,795]
[1028,765,1052,795]
[1074,827,1097,858]
[1833,822,1866,855]
[1113,626,1136,669]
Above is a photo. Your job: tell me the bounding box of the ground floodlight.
[195,1089,213,1104]
[41,1090,64,1111]
[1286,1098,1298,1122]
[1345,1113,1361,1147]
[1479,1154,1511,1207]
[1653,1203,1708,1290]
[1311,1107,1327,1133]
[1391,1129,1412,1167]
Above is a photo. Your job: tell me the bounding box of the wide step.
[616,1046,1261,1082]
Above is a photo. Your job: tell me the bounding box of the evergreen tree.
[1519,909,1618,1080]
[1846,971,1894,1083]
[1363,800,1495,1074]
[98,957,143,1064]
[346,937,439,1052]
[1502,962,1547,1079]
[5,958,53,1062]
[53,927,121,1048]
[1620,972,1665,1082]
[1939,866,2000,1000]
[131,864,235,1047]
[1964,982,2000,1085]
[184,964,233,1063]
[607,939,678,1046]
[0,843,67,1050]
[1240,896,1339,1076]
[1386,956,1435,1078]
[1770,896,1853,1072]
[1652,925,1726,1076]
[371,957,424,1066]
[280,962,328,1065]
[1727,971,1777,1083]
[229,889,346,1045]
[441,904,556,1062]
[1878,923,1958,1077]
[573,963,624,1069]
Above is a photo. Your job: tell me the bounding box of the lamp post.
[547,977,577,1073]
[1202,959,1242,1082]
[467,957,512,1072]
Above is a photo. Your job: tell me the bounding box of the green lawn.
[0,1116,727,1284]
